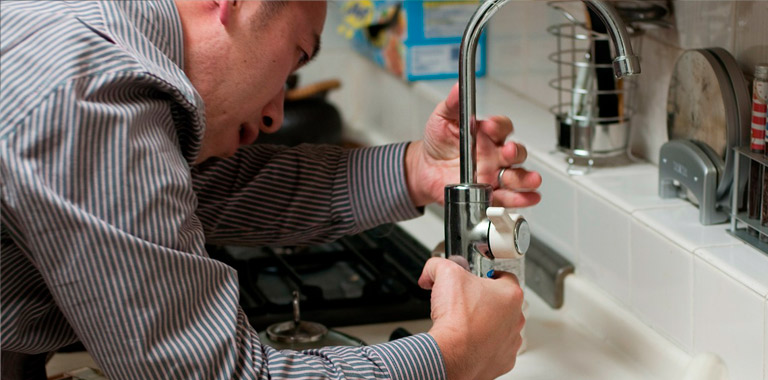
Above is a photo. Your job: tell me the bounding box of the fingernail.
[486,269,495,278]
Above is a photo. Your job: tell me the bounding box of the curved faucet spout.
[458,0,639,185]
[582,0,641,77]
[447,0,641,263]
[458,0,512,184]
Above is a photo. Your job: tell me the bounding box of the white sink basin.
[391,213,733,380]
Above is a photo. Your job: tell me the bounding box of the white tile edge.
[563,275,691,380]
[693,246,768,298]
[764,297,768,380]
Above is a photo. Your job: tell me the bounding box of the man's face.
[184,1,327,163]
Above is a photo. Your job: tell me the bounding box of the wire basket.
[547,1,642,174]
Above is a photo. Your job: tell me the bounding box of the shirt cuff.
[347,143,423,230]
[368,333,447,380]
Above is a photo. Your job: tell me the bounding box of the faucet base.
[444,183,493,272]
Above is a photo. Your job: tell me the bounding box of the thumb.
[432,82,460,120]
[418,256,470,290]
[418,257,445,290]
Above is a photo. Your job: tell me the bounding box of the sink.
[396,212,718,380]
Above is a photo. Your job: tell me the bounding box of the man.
[0,1,542,379]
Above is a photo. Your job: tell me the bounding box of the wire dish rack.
[547,1,642,175]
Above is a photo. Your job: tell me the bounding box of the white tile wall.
[673,1,735,52]
[487,1,559,110]
[693,257,765,380]
[629,31,682,163]
[765,298,768,380]
[575,187,632,305]
[524,156,578,263]
[733,1,768,75]
[630,219,693,351]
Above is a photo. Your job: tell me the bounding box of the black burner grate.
[207,224,432,331]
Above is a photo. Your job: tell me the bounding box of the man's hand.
[420,258,525,380]
[405,83,542,207]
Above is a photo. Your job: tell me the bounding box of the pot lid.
[266,320,328,344]
[266,290,328,344]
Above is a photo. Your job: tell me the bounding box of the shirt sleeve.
[0,73,444,380]
[191,142,423,246]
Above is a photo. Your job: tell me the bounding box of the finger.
[432,82,460,120]
[489,269,519,282]
[447,255,470,271]
[418,257,465,290]
[491,189,542,208]
[418,257,441,290]
[498,142,528,166]
[499,168,542,192]
[493,271,525,308]
[418,257,469,289]
[477,116,514,145]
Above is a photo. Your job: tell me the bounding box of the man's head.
[175,0,327,163]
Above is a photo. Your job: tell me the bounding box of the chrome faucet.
[445,0,641,276]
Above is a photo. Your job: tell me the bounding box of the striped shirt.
[0,1,446,379]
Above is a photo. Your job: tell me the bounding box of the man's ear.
[217,0,237,25]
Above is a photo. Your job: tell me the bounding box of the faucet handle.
[487,207,530,258]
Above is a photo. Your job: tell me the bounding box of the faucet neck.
[458,0,510,184]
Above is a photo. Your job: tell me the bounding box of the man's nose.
[260,87,285,134]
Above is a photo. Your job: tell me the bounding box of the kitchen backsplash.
[487,0,768,164]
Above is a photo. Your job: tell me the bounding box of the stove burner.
[207,224,432,330]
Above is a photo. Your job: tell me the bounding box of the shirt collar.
[101,0,205,163]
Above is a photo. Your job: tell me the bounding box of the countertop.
[336,282,669,380]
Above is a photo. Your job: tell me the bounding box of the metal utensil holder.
[547,1,640,175]
[729,147,768,255]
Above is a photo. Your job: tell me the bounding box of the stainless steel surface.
[458,0,511,184]
[658,140,728,225]
[444,184,492,272]
[266,290,328,344]
[266,320,328,344]
[547,1,642,168]
[729,147,768,255]
[445,183,493,204]
[448,0,640,262]
[582,1,641,78]
[524,237,574,309]
[569,119,630,157]
[514,218,531,254]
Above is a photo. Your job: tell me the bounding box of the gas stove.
[206,224,432,331]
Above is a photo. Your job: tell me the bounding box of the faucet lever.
[487,207,529,259]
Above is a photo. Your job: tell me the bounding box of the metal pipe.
[458,0,511,184]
